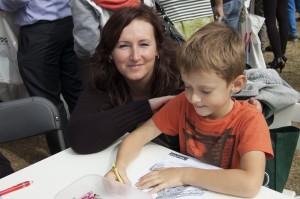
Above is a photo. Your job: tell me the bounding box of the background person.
[211,0,244,30]
[157,0,214,40]
[288,0,300,41]
[0,0,83,154]
[249,0,269,52]
[262,0,289,72]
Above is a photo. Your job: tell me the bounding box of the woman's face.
[111,19,158,84]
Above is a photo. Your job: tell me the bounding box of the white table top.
[0,139,292,199]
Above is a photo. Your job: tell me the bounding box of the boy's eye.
[184,86,191,90]
[202,90,211,94]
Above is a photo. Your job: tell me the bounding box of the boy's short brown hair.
[177,22,245,84]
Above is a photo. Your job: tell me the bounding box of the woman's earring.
[156,54,160,60]
[108,55,114,63]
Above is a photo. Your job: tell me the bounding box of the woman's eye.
[119,44,128,48]
[140,43,150,47]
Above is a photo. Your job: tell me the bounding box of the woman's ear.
[109,55,113,63]
[232,75,247,93]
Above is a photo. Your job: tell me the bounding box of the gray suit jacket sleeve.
[71,0,110,58]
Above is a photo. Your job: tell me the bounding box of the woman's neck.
[127,80,151,101]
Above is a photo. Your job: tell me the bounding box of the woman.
[263,0,289,72]
[67,5,183,154]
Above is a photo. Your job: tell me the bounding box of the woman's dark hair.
[92,5,182,110]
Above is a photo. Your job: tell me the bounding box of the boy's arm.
[185,151,266,197]
[138,151,266,198]
[105,119,162,184]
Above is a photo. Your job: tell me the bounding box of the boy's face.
[181,70,244,120]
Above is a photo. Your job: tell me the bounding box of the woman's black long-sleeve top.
[67,85,179,154]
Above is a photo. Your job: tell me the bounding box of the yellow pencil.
[112,163,124,183]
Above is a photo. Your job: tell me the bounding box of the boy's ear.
[232,75,247,93]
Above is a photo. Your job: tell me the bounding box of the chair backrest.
[269,103,300,150]
[0,97,65,149]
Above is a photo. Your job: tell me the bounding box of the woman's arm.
[67,86,153,154]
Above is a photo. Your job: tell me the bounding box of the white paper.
[131,152,221,199]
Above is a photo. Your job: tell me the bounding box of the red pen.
[0,181,32,196]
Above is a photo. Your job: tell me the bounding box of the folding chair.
[0,96,66,151]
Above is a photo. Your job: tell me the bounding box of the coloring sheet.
[131,152,221,199]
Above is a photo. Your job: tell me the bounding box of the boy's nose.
[190,93,201,104]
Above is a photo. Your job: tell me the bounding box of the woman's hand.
[149,96,175,113]
[136,167,185,194]
[248,98,263,112]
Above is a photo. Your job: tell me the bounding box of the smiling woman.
[67,5,183,154]
[111,19,158,96]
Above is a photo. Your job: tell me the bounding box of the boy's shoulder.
[171,91,187,102]
[235,100,262,113]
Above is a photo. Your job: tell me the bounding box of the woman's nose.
[130,47,140,61]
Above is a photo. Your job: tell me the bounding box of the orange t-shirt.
[152,92,274,169]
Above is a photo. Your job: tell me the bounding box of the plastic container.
[54,174,152,199]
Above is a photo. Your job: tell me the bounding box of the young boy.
[106,22,274,198]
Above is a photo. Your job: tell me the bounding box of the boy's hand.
[136,167,185,194]
[248,98,263,112]
[149,96,175,113]
[105,168,131,185]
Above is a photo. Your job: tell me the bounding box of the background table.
[0,139,292,199]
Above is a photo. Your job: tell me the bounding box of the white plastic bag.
[238,5,266,69]
[0,11,21,84]
[0,11,28,101]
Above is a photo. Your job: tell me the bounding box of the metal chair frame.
[0,96,66,150]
